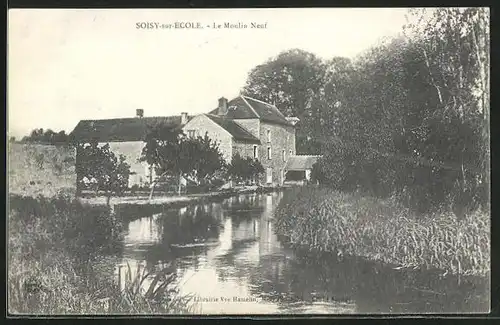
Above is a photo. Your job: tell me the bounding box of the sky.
[8,8,412,138]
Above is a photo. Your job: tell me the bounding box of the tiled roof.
[285,155,322,171]
[70,116,184,142]
[242,96,291,125]
[208,95,292,126]
[205,114,261,144]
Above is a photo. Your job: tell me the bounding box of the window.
[282,149,286,162]
[187,130,195,138]
[267,147,272,160]
[253,145,258,159]
[267,130,271,143]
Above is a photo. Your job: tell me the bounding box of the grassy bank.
[274,187,490,277]
[8,194,195,314]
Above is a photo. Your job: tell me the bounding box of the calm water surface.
[112,190,489,314]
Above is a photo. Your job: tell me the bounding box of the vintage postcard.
[7,8,490,315]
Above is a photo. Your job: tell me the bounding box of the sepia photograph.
[7,8,490,315]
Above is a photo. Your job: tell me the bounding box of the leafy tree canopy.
[248,8,489,214]
[140,126,226,195]
[241,49,328,155]
[76,142,131,205]
[20,128,72,145]
[227,153,264,184]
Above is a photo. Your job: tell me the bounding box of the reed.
[274,187,490,276]
[8,194,195,315]
[112,261,197,314]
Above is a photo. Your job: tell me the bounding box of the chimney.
[136,109,144,118]
[217,97,228,116]
[181,112,188,124]
[286,116,300,126]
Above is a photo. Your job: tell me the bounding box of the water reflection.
[125,213,162,246]
[113,190,488,314]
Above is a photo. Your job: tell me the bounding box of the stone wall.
[182,114,233,163]
[233,140,256,159]
[229,120,297,185]
[104,141,151,187]
[8,143,77,197]
[182,115,298,186]
[259,122,296,185]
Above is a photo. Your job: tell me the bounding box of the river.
[112,190,489,314]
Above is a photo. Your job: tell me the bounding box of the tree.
[249,159,265,184]
[76,142,131,206]
[182,134,227,184]
[316,8,489,214]
[317,56,357,138]
[242,49,328,154]
[140,126,184,198]
[227,153,264,185]
[404,7,490,212]
[21,128,71,145]
[53,130,70,145]
[140,126,226,198]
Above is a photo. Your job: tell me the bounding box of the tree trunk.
[178,172,182,196]
[148,170,169,201]
[471,10,490,190]
[422,48,444,105]
[76,179,82,197]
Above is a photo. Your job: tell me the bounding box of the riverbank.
[7,194,196,314]
[80,185,290,222]
[274,186,490,277]
[80,185,290,205]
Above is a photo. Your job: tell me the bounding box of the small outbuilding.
[285,155,322,183]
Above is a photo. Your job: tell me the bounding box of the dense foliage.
[19,128,72,145]
[140,126,226,195]
[242,49,326,155]
[244,8,489,214]
[227,153,265,184]
[75,142,131,205]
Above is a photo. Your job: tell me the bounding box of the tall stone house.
[183,96,300,185]
[71,95,319,188]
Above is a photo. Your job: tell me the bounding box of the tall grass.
[113,262,198,314]
[274,187,490,276]
[8,194,195,314]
